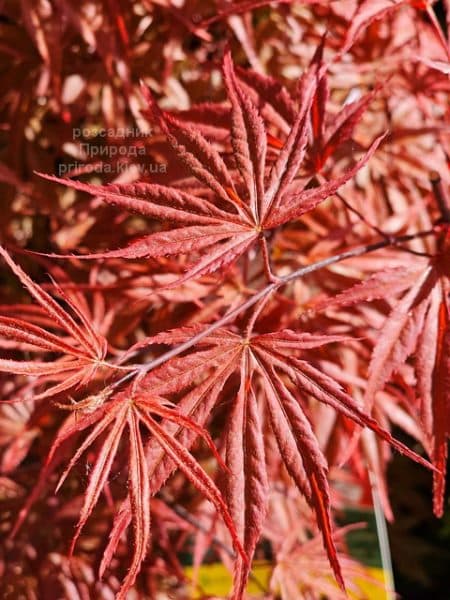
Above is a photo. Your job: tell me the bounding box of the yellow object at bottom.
[184,562,389,599]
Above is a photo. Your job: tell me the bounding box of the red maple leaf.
[37,50,383,286]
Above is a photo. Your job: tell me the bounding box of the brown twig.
[109,227,435,390]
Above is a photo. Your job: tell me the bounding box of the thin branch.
[245,290,275,338]
[111,228,432,380]
[321,177,433,258]
[259,233,279,283]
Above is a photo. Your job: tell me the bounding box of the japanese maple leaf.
[0,246,108,400]
[174,43,380,175]
[313,225,450,516]
[11,386,245,600]
[122,324,433,595]
[38,50,383,286]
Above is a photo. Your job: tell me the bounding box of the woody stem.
[111,228,435,387]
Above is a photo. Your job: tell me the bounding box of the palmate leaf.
[93,356,243,585]
[179,44,381,176]
[313,229,450,515]
[0,246,108,399]
[37,49,382,287]
[11,388,245,600]
[251,332,435,589]
[133,325,435,594]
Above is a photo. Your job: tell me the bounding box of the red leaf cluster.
[0,1,449,598]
